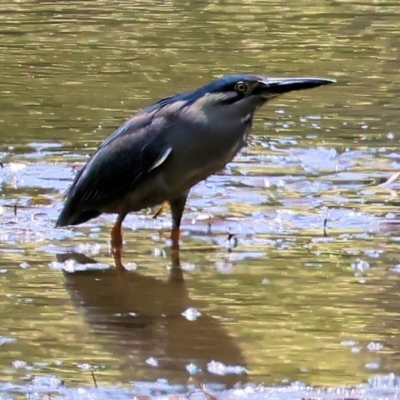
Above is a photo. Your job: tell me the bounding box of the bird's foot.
[111,245,125,270]
[168,251,184,283]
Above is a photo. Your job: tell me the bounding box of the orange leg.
[111,214,126,270]
[170,226,180,251]
[169,196,187,253]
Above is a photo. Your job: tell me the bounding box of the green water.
[1,0,400,396]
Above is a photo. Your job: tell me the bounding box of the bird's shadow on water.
[56,252,248,388]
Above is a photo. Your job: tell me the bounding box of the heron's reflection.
[58,252,247,386]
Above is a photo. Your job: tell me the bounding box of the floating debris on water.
[0,336,16,346]
[49,259,110,272]
[145,357,160,367]
[350,259,370,273]
[181,308,202,322]
[206,360,247,376]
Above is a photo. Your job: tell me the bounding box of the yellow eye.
[235,81,248,93]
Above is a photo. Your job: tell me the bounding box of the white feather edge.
[148,147,173,172]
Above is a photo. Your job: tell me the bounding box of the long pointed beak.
[259,77,336,97]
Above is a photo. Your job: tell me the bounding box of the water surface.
[1,0,400,397]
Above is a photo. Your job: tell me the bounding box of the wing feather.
[56,111,174,226]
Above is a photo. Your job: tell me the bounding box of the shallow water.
[2,0,400,398]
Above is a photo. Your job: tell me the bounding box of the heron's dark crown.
[191,74,260,97]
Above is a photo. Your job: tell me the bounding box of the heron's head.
[163,74,335,122]
[145,74,335,127]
